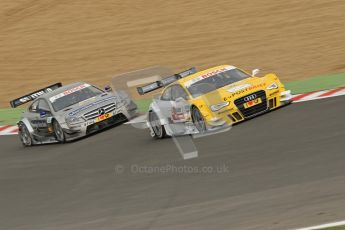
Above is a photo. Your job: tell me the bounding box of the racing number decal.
[171,106,185,121]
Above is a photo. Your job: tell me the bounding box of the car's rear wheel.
[191,106,206,133]
[19,123,33,147]
[53,120,66,143]
[149,111,166,139]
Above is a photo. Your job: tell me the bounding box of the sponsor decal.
[15,87,54,105]
[228,83,252,93]
[243,98,262,108]
[50,83,90,102]
[30,120,46,125]
[171,107,186,121]
[95,113,112,122]
[47,117,53,124]
[185,66,235,87]
[18,88,54,104]
[87,121,95,125]
[229,83,267,96]
[19,90,45,103]
[10,83,62,108]
[30,120,48,128]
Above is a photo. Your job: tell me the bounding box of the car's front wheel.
[53,120,66,143]
[191,106,206,133]
[19,123,33,147]
[149,111,166,139]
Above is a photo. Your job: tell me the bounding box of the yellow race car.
[137,65,292,138]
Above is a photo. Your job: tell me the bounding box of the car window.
[187,68,250,97]
[171,85,189,101]
[38,99,51,112]
[29,100,39,113]
[50,85,103,111]
[161,86,172,101]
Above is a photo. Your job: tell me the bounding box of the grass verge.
[284,72,345,94]
[0,108,25,126]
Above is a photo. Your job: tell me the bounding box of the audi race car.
[10,82,138,146]
[137,65,292,138]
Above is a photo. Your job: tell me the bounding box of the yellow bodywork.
[161,65,290,127]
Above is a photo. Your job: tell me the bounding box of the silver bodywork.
[18,82,138,145]
[146,97,228,138]
[147,97,199,137]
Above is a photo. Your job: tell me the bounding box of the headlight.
[210,101,230,112]
[66,116,83,125]
[267,82,278,90]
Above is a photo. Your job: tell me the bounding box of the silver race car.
[10,82,138,146]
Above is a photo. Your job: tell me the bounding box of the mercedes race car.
[137,65,292,138]
[10,82,138,146]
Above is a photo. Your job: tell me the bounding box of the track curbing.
[292,86,345,103]
[0,125,19,135]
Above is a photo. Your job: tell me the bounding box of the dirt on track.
[0,0,344,107]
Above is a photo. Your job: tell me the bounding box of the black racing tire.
[53,120,66,143]
[191,106,207,133]
[148,111,166,139]
[19,123,33,147]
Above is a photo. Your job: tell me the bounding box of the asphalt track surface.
[1,96,344,230]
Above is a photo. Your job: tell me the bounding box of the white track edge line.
[294,220,345,230]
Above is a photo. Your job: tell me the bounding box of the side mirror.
[39,110,50,118]
[104,85,112,92]
[252,69,260,76]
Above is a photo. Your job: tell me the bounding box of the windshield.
[50,85,103,111]
[187,68,250,97]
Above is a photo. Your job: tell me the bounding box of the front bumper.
[205,89,292,127]
[62,110,129,141]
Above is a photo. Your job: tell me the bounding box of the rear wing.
[10,83,62,108]
[137,67,196,95]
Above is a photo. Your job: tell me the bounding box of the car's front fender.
[148,101,170,125]
[18,118,34,134]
